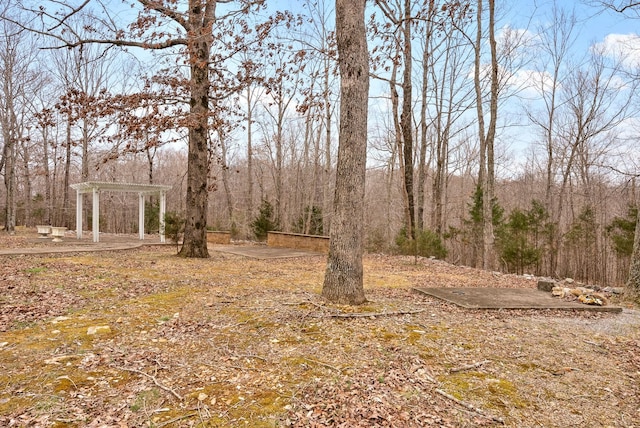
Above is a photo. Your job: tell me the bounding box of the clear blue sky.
[506,0,638,49]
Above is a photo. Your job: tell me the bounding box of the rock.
[564,278,575,284]
[603,287,625,295]
[87,325,111,335]
[537,280,556,292]
[571,287,593,296]
[0,342,8,349]
[579,294,606,306]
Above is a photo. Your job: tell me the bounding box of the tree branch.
[139,0,190,31]
[44,37,187,50]
[322,309,425,318]
[46,0,91,31]
[435,388,505,424]
[113,365,183,400]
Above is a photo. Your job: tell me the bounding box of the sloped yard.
[0,236,638,427]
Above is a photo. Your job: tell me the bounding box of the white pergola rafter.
[70,181,172,243]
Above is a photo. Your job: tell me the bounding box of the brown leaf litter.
[0,236,638,427]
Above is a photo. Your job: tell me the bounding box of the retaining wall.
[267,231,329,254]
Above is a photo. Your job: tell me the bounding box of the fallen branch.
[302,357,341,371]
[155,412,197,428]
[235,353,268,362]
[305,299,341,313]
[450,360,491,374]
[322,309,425,319]
[435,388,504,425]
[113,366,183,401]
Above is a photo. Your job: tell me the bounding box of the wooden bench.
[267,231,329,254]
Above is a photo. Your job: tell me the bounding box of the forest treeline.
[0,0,638,287]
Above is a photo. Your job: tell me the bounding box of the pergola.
[70,181,172,243]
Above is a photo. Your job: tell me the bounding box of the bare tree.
[261,45,301,227]
[0,18,37,233]
[471,0,499,269]
[322,0,369,305]
[298,0,338,234]
[525,4,578,275]
[586,0,640,294]
[420,5,475,236]
[373,0,418,240]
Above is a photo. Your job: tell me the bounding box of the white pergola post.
[159,190,166,243]
[92,187,100,243]
[139,193,145,240]
[76,191,83,239]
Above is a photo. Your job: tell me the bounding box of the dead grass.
[0,233,638,427]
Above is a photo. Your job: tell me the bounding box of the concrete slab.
[212,245,323,259]
[413,287,622,312]
[0,234,167,256]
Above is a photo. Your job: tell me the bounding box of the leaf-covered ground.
[1,233,639,427]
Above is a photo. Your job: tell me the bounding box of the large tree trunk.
[322,0,369,305]
[627,203,640,299]
[179,0,215,258]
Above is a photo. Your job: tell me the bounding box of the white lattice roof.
[71,181,172,194]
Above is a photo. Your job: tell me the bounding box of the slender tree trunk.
[417,8,435,233]
[322,60,332,234]
[401,0,415,240]
[473,0,486,268]
[42,128,52,225]
[322,0,369,305]
[390,62,410,235]
[417,67,428,233]
[3,135,16,233]
[275,104,284,226]
[386,140,397,244]
[63,118,72,229]
[219,130,234,228]
[246,85,254,224]
[146,145,155,184]
[81,119,90,231]
[482,0,498,271]
[21,138,33,227]
[312,106,323,234]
